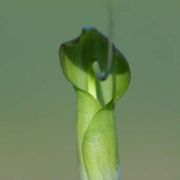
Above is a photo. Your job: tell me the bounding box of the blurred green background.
[0,0,179,179]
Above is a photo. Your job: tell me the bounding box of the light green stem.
[76,90,120,180]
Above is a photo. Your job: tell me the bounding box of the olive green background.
[0,0,179,179]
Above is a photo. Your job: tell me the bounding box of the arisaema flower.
[59,27,131,180]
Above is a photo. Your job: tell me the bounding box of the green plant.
[59,28,130,180]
